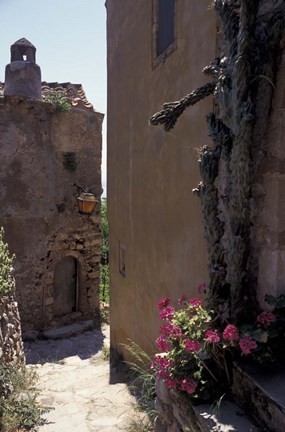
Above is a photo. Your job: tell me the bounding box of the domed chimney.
[4,38,42,99]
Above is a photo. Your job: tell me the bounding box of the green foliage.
[101,198,109,264]
[0,364,48,432]
[126,418,154,432]
[123,341,157,423]
[45,91,71,112]
[0,228,15,298]
[100,199,109,304]
[100,264,109,304]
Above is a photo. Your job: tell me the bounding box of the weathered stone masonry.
[0,293,25,364]
[0,39,103,332]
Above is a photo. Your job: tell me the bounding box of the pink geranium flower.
[189,297,202,308]
[159,306,175,321]
[166,377,178,389]
[157,297,172,310]
[156,336,172,352]
[150,354,174,380]
[239,337,257,355]
[184,339,201,352]
[160,323,183,339]
[256,311,276,327]
[223,324,239,341]
[178,295,188,305]
[180,378,197,394]
[205,329,220,343]
[197,282,207,293]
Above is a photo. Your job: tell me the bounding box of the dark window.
[119,242,126,277]
[157,0,175,56]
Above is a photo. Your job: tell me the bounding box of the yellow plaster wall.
[107,0,216,357]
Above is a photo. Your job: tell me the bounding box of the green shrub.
[123,341,157,423]
[0,228,15,298]
[45,91,71,112]
[0,364,48,432]
[100,199,109,303]
[100,264,109,304]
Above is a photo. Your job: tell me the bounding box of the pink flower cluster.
[256,311,276,327]
[159,306,175,321]
[239,337,257,355]
[156,335,172,352]
[160,323,183,339]
[189,297,202,308]
[223,324,239,341]
[153,292,269,398]
[157,297,171,310]
[197,282,207,294]
[184,339,201,352]
[178,295,188,305]
[180,378,198,394]
[151,354,198,394]
[150,355,174,380]
[205,329,220,343]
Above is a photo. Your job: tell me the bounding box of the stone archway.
[53,256,78,317]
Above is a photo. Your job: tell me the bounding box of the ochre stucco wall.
[0,97,103,331]
[107,0,216,357]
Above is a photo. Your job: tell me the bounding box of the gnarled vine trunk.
[150,0,285,322]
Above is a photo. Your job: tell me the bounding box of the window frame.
[152,0,177,69]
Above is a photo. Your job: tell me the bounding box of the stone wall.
[154,379,199,432]
[0,293,25,364]
[0,96,103,331]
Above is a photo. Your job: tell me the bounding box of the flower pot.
[77,192,98,214]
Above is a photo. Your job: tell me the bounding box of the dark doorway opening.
[53,256,78,317]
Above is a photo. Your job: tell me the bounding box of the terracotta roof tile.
[0,81,95,112]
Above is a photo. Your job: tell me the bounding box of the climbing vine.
[150,0,285,323]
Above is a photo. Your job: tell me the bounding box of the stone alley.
[24,324,146,432]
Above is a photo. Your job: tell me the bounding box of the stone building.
[107,0,285,362]
[0,38,103,332]
[106,1,215,357]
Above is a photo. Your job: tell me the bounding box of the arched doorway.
[53,256,78,317]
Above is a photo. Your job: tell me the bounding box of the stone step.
[194,399,262,432]
[23,320,96,341]
[232,362,285,432]
[42,320,95,339]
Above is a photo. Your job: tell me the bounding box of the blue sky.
[0,0,107,194]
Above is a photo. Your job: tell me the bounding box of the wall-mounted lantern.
[75,185,99,215]
[77,192,99,214]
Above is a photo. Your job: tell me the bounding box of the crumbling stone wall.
[0,293,25,364]
[0,96,103,331]
[154,380,198,432]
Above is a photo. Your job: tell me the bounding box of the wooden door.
[53,256,77,317]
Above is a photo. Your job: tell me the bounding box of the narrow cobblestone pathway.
[24,325,144,432]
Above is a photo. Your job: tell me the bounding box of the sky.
[0,0,107,195]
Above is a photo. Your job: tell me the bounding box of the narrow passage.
[24,325,144,432]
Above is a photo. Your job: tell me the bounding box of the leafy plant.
[151,289,282,402]
[125,418,154,432]
[0,228,15,298]
[100,198,109,303]
[123,341,157,423]
[45,91,71,112]
[0,364,49,432]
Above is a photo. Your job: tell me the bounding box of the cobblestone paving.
[24,325,144,432]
